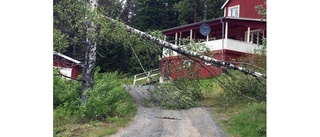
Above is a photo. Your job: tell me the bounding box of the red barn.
[159,0,266,81]
[53,51,81,79]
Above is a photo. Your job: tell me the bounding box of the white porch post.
[247,27,250,43]
[222,22,228,61]
[175,32,178,45]
[179,32,182,45]
[206,35,209,42]
[225,22,228,39]
[190,29,193,41]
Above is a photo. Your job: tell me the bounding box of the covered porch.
[161,17,266,60]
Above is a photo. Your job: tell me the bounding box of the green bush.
[53,68,136,123]
[219,70,266,102]
[79,71,137,120]
[53,71,81,108]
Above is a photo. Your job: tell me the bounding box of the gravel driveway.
[108,85,226,137]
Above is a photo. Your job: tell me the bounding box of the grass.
[54,106,137,137]
[53,73,138,137]
[198,77,266,137]
[54,70,265,137]
[54,116,134,137]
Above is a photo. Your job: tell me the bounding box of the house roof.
[53,51,81,64]
[161,17,266,34]
[162,17,224,33]
[221,0,230,9]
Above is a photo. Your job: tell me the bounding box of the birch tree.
[81,0,98,104]
[105,17,266,79]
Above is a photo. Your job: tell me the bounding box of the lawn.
[199,77,266,137]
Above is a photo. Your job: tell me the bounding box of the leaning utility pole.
[105,17,266,79]
[81,0,98,104]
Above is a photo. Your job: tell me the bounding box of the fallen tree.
[105,17,266,79]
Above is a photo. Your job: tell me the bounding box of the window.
[245,29,265,45]
[228,5,240,17]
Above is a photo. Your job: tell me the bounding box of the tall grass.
[199,76,266,137]
[53,68,137,137]
[227,102,266,137]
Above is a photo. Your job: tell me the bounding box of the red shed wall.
[71,66,79,79]
[225,0,266,19]
[53,55,76,68]
[53,54,80,79]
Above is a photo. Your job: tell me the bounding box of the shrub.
[79,71,136,120]
[219,53,266,102]
[220,72,266,102]
[53,71,81,108]
[53,68,136,122]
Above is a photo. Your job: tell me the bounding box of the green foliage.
[54,68,136,120]
[54,0,87,57]
[255,1,267,19]
[174,0,224,25]
[200,79,266,137]
[254,38,267,55]
[219,47,266,102]
[144,38,211,109]
[133,0,180,31]
[219,70,266,102]
[54,68,137,136]
[133,0,225,29]
[227,102,266,137]
[53,72,81,108]
[95,17,162,74]
[145,79,203,109]
[53,29,69,52]
[80,71,137,120]
[199,78,223,96]
[98,0,126,18]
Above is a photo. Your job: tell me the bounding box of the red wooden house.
[53,51,81,79]
[159,0,266,81]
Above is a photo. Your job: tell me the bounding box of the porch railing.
[133,68,160,85]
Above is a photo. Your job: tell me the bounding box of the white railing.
[203,39,262,54]
[133,69,161,85]
[225,39,262,53]
[202,39,223,51]
[161,38,262,58]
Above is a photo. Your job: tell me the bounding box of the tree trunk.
[105,17,266,79]
[81,0,98,105]
[193,0,197,22]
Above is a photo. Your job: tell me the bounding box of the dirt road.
[109,85,226,137]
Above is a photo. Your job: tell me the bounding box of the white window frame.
[53,66,73,80]
[245,29,265,45]
[228,5,240,17]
